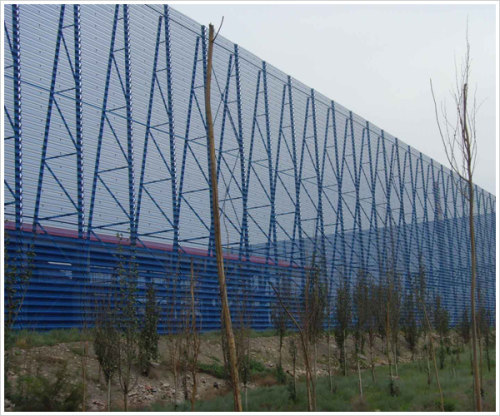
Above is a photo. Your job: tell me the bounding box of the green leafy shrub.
[198,362,228,379]
[138,280,160,376]
[275,364,287,384]
[10,363,82,411]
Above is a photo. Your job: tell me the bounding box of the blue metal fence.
[3,4,496,331]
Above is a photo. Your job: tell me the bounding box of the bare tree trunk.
[81,339,88,411]
[327,331,333,392]
[172,348,179,408]
[271,284,314,411]
[357,359,363,399]
[469,340,473,375]
[431,40,483,410]
[343,330,347,376]
[314,343,318,398]
[465,88,482,411]
[245,385,248,411]
[189,260,200,411]
[279,335,283,369]
[422,302,444,411]
[426,340,432,386]
[368,334,375,382]
[485,333,491,373]
[393,341,399,377]
[191,369,197,411]
[205,23,242,412]
[107,378,112,411]
[386,301,393,380]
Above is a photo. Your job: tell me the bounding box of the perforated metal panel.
[4,4,496,330]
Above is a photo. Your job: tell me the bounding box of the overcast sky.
[173,2,497,196]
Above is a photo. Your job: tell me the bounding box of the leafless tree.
[165,266,182,408]
[271,277,315,411]
[138,280,160,376]
[334,275,351,377]
[305,256,327,401]
[430,28,482,411]
[271,273,291,369]
[234,275,252,411]
[204,20,242,411]
[353,269,370,398]
[4,230,34,377]
[288,335,298,401]
[180,259,201,411]
[93,292,119,411]
[418,263,445,411]
[366,277,378,382]
[116,245,139,412]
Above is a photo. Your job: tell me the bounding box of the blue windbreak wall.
[3,4,496,330]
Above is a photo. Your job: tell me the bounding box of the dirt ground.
[5,331,422,411]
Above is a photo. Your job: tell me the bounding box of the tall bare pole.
[205,22,242,412]
[430,30,481,411]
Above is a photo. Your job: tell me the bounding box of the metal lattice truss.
[3,4,496,328]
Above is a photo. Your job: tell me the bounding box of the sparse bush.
[433,295,450,369]
[334,279,351,376]
[94,294,119,411]
[4,231,34,379]
[139,280,160,376]
[443,400,456,412]
[389,378,400,397]
[287,377,298,403]
[10,362,82,411]
[116,243,139,411]
[271,274,291,368]
[458,308,471,347]
[288,335,298,401]
[401,278,420,360]
[353,270,369,356]
[275,363,287,385]
[198,362,228,380]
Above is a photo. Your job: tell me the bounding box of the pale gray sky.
[173,3,497,195]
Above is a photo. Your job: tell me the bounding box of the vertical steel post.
[287,77,303,268]
[331,101,347,281]
[12,4,23,232]
[216,54,233,181]
[177,36,201,224]
[394,140,410,286]
[136,16,162,232]
[348,111,365,275]
[234,44,249,260]
[262,62,276,264]
[73,5,84,240]
[311,89,326,269]
[419,153,432,295]
[34,5,65,233]
[123,4,136,245]
[163,5,179,254]
[201,25,215,256]
[88,5,119,239]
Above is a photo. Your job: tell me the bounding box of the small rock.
[5,399,13,411]
[92,400,104,409]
